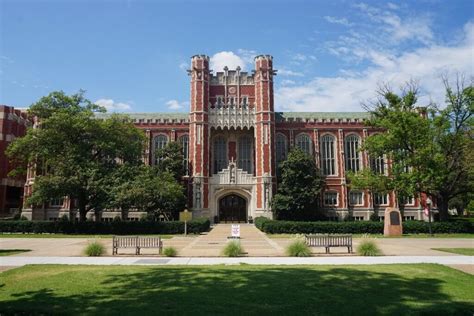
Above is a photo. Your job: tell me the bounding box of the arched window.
[344,134,360,172]
[296,133,312,156]
[180,135,189,175]
[238,135,252,173]
[320,134,336,175]
[153,135,168,165]
[213,136,227,174]
[370,155,385,174]
[275,134,287,166]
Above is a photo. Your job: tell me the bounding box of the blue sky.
[1,0,473,112]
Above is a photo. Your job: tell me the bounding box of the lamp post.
[426,197,433,236]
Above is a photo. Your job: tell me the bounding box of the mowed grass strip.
[432,248,474,255]
[0,264,472,315]
[0,234,176,239]
[0,249,31,256]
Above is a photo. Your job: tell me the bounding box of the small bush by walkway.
[255,217,473,234]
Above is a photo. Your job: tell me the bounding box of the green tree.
[271,148,323,220]
[6,91,145,221]
[154,141,185,180]
[357,78,473,221]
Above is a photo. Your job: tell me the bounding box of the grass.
[432,248,474,256]
[267,233,474,239]
[0,249,31,256]
[0,233,176,239]
[222,240,244,257]
[0,264,472,315]
[286,240,312,257]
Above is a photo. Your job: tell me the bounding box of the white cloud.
[95,99,132,112]
[166,99,188,110]
[276,21,474,112]
[179,62,188,71]
[324,16,352,26]
[278,68,304,77]
[387,2,399,10]
[210,51,248,72]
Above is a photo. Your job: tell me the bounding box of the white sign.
[231,224,240,238]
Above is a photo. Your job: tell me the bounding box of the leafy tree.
[357,78,473,221]
[6,91,145,221]
[154,141,185,180]
[271,148,323,220]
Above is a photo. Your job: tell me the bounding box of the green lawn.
[432,248,474,255]
[0,249,31,256]
[0,234,176,239]
[0,264,472,315]
[267,233,474,239]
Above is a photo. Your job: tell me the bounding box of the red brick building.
[0,105,30,217]
[21,55,426,221]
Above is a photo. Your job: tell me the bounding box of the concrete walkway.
[180,224,284,256]
[1,255,473,267]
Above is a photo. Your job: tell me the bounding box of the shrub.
[356,237,382,256]
[163,246,177,257]
[84,241,105,256]
[60,214,70,222]
[286,239,311,257]
[222,240,244,257]
[0,218,211,235]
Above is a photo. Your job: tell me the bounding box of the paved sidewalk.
[1,255,472,267]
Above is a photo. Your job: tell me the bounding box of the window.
[374,193,388,206]
[403,216,415,221]
[241,96,248,107]
[180,135,189,175]
[275,134,287,167]
[370,155,385,174]
[349,191,363,206]
[153,135,168,165]
[296,133,312,156]
[216,96,224,107]
[238,135,252,173]
[213,136,227,173]
[50,198,63,207]
[352,216,365,221]
[320,134,336,175]
[400,196,414,205]
[345,135,360,172]
[324,192,338,206]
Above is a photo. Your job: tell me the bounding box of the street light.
[426,197,433,236]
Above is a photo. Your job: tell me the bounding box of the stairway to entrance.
[180,224,284,257]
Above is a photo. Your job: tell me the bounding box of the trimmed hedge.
[254,217,473,234]
[0,218,210,235]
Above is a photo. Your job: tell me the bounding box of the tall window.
[349,191,363,206]
[374,193,388,206]
[275,134,287,167]
[180,135,189,175]
[324,192,338,206]
[213,136,227,174]
[238,135,252,173]
[370,156,385,174]
[153,135,168,165]
[344,134,360,172]
[296,133,312,156]
[320,134,336,175]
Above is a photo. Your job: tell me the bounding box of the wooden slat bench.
[305,234,352,254]
[112,236,163,255]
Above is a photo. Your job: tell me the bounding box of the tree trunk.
[437,195,450,221]
[77,197,87,222]
[121,208,129,221]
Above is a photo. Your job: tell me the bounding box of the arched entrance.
[218,194,247,223]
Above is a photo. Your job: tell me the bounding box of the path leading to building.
[180,224,285,256]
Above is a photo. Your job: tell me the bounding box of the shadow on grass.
[0,265,472,315]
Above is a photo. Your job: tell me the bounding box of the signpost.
[231,224,240,238]
[179,209,192,236]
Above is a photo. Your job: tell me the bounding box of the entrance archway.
[218,194,247,223]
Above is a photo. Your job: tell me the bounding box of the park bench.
[112,236,163,255]
[305,234,352,254]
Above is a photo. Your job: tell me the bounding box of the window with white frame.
[180,135,189,175]
[324,192,338,206]
[352,216,365,221]
[213,136,227,174]
[349,191,363,206]
[50,198,63,207]
[400,196,414,205]
[403,216,415,221]
[344,134,360,172]
[238,135,252,173]
[320,134,336,175]
[370,155,385,174]
[275,134,287,166]
[153,135,168,165]
[296,133,312,156]
[374,193,388,205]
